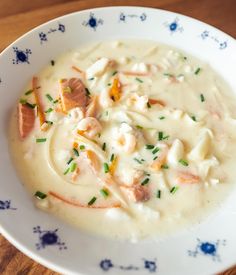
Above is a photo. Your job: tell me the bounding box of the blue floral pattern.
[100,258,157,273]
[12,47,32,64]
[188,239,226,261]
[200,30,228,50]
[33,226,67,250]
[82,13,103,31]
[164,18,184,34]
[119,12,147,22]
[39,22,65,44]
[0,200,16,210]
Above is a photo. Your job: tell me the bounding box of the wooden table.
[0,0,235,274]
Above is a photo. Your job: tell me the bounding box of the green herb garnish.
[53,99,59,104]
[102,142,106,151]
[136,125,143,129]
[134,158,142,164]
[26,102,36,109]
[179,159,189,166]
[152,147,160,154]
[25,89,33,96]
[156,190,161,198]
[20,98,27,104]
[88,77,94,81]
[100,189,109,198]
[34,191,47,200]
[36,138,47,143]
[135,77,143,83]
[45,108,53,113]
[112,71,118,76]
[103,163,109,173]
[170,186,179,194]
[67,157,74,165]
[110,154,115,162]
[158,131,169,140]
[200,93,205,102]
[159,116,165,120]
[70,162,77,172]
[51,60,55,66]
[195,67,201,75]
[85,88,91,97]
[141,178,150,186]
[46,94,53,102]
[73,148,79,157]
[191,116,196,121]
[153,156,158,160]
[88,196,97,206]
[164,73,174,77]
[63,167,70,175]
[146,144,155,150]
[161,164,169,169]
[79,145,85,150]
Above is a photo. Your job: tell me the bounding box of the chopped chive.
[100,189,109,198]
[102,142,106,151]
[164,73,174,77]
[25,89,33,95]
[136,125,143,129]
[63,167,70,175]
[170,186,179,194]
[51,60,55,66]
[135,77,143,83]
[110,154,115,162]
[153,156,158,160]
[191,115,196,121]
[152,147,160,154]
[26,102,36,109]
[73,148,79,157]
[88,77,94,81]
[141,178,150,186]
[146,144,155,150]
[36,138,47,143]
[134,158,142,164]
[46,94,53,102]
[200,93,205,102]
[103,163,109,173]
[45,120,53,125]
[45,108,53,113]
[107,83,111,86]
[195,67,201,75]
[147,102,151,108]
[53,99,59,104]
[88,196,97,206]
[161,164,169,169]
[158,131,163,140]
[20,98,27,104]
[85,88,91,97]
[70,162,77,172]
[112,71,118,76]
[67,157,74,165]
[144,172,151,176]
[141,158,145,162]
[179,159,189,166]
[34,191,47,200]
[158,131,169,140]
[156,190,161,198]
[97,133,101,138]
[79,145,85,150]
[159,116,165,120]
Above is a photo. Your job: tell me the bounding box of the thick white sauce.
[9,40,236,240]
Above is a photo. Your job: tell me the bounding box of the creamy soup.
[9,40,236,240]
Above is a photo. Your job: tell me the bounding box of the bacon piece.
[18,103,35,138]
[60,78,88,112]
[177,172,200,184]
[120,184,150,202]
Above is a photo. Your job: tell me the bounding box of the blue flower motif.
[164,18,183,34]
[12,47,32,65]
[33,226,67,250]
[99,258,157,273]
[82,13,103,31]
[58,23,65,33]
[39,23,65,44]
[0,200,16,210]
[144,260,157,272]
[39,32,48,43]
[119,12,147,22]
[100,259,113,271]
[200,30,228,50]
[188,238,226,261]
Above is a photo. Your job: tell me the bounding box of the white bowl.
[0,6,236,275]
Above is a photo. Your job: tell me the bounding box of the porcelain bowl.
[0,6,236,275]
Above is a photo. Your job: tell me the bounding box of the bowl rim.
[0,6,235,275]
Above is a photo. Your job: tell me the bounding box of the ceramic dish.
[0,6,236,275]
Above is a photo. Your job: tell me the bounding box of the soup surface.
[9,40,236,240]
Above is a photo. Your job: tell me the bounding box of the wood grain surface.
[0,0,235,274]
